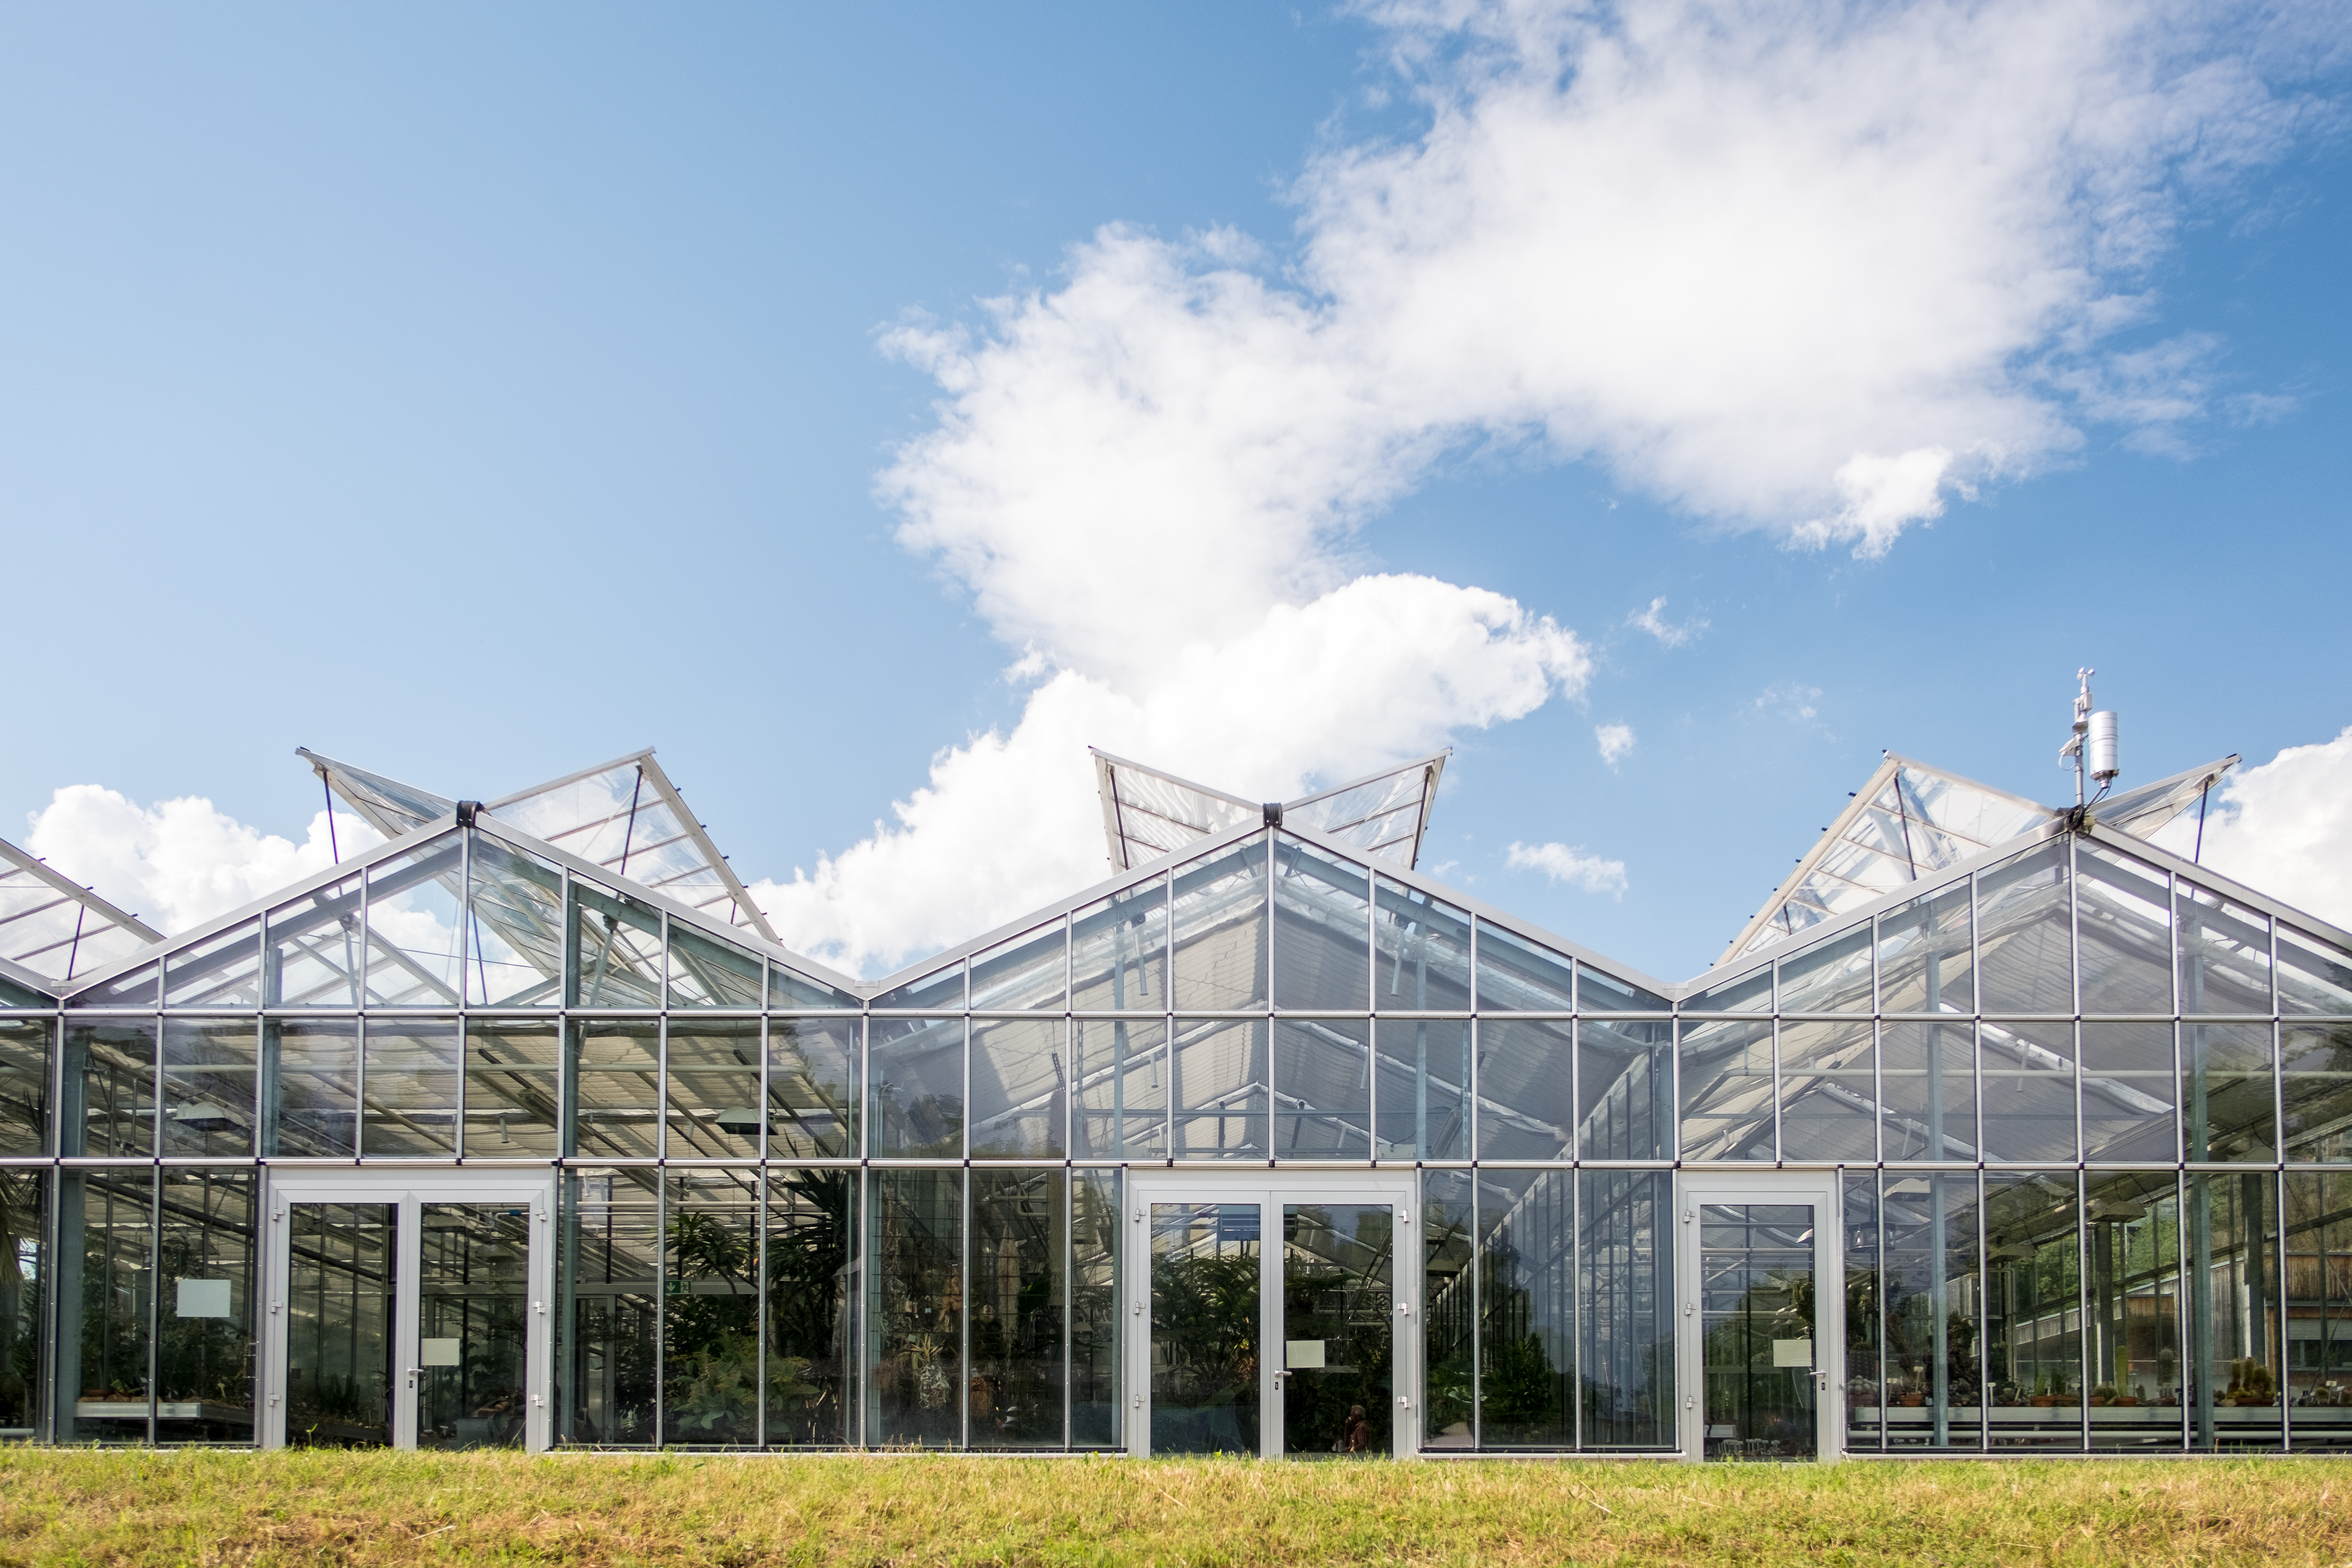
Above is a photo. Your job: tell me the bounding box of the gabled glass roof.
[0,835,163,989]
[1725,748,2246,967]
[1089,748,1447,873]
[301,746,777,941]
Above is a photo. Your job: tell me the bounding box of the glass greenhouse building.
[0,736,2347,1461]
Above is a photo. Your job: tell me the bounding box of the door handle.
[406,1367,424,1390]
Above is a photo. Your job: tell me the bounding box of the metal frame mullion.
[959,1165,972,1451]
[1062,1165,1073,1451]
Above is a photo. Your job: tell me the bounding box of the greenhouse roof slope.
[1089,748,1447,873]
[0,835,163,993]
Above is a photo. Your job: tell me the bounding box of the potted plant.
[2088,1383,2115,1407]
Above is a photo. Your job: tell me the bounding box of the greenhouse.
[0,733,2347,1460]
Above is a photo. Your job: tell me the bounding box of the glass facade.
[0,752,2345,1458]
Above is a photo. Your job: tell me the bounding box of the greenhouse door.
[1126,1174,1417,1458]
[1677,1173,1842,1463]
[261,1172,552,1451]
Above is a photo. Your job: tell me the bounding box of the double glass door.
[1677,1174,1841,1461]
[263,1173,552,1450]
[1129,1177,1415,1458]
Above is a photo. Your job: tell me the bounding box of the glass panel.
[2280,926,2352,1017]
[263,1019,356,1158]
[1881,1019,1977,1162]
[65,1019,154,1159]
[0,1170,43,1437]
[418,1203,531,1450]
[665,1019,762,1161]
[76,959,158,1009]
[971,922,1066,1012]
[1846,1172,1883,1454]
[970,1168,1065,1449]
[1472,923,1575,1012]
[1778,1018,1876,1162]
[557,1170,657,1445]
[866,1169,963,1447]
[1069,875,1167,1012]
[2283,1021,2352,1164]
[1476,1170,1573,1449]
[2185,1169,2282,1449]
[1282,1202,1392,1456]
[1682,967,1770,1015]
[1984,1172,2082,1448]
[162,919,261,1009]
[766,1169,853,1447]
[2183,1022,2276,1164]
[464,836,564,1007]
[284,1200,395,1447]
[361,1018,459,1157]
[1372,880,1470,1012]
[2077,844,2173,1014]
[1878,1173,1986,1450]
[1274,1018,1369,1159]
[662,1171,760,1446]
[770,964,859,1010]
[1776,927,1872,1014]
[1070,1170,1121,1447]
[1474,1019,1575,1162]
[1677,1018,1774,1162]
[1149,1201,1259,1455]
[568,882,663,1010]
[1977,844,2073,1015]
[2085,1172,2185,1450]
[1071,1017,1168,1160]
[2177,886,2272,1016]
[1876,884,1974,1016]
[1578,966,1673,1013]
[364,838,465,1007]
[1171,837,1268,1011]
[0,1019,46,1157]
[1420,1172,1474,1449]
[567,1020,660,1161]
[1578,1019,1673,1162]
[971,1018,1067,1159]
[1373,1018,1469,1160]
[1979,1021,2080,1164]
[2081,1023,2178,1163]
[60,1170,153,1444]
[160,1019,255,1158]
[1699,1203,1818,1459]
[264,876,364,1008]
[869,1017,965,1159]
[1580,1169,1674,1448]
[463,1019,560,1158]
[768,1018,857,1160]
[872,959,964,1013]
[2281,1172,2352,1447]
[667,924,764,1010]
[1171,1019,1267,1159]
[1272,839,1370,1011]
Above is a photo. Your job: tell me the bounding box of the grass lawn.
[2,1450,2348,1567]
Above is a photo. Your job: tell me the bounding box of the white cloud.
[1753,682,1824,724]
[2149,727,2352,930]
[1595,723,1636,768]
[1629,596,1704,647]
[1506,840,1631,896]
[23,786,382,936]
[765,0,2310,972]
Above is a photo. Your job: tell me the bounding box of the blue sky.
[6,2,2349,984]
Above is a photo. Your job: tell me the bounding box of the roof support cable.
[64,902,85,983]
[2194,776,2213,864]
[322,769,341,865]
[618,765,645,878]
[1889,765,1920,880]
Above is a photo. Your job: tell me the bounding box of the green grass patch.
[2,1450,2348,1566]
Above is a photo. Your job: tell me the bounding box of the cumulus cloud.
[1629,597,1703,647]
[1506,840,1631,895]
[754,0,2312,972]
[23,786,382,936]
[1595,723,1636,768]
[2150,726,2352,930]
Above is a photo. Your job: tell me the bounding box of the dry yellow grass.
[1,1450,2347,1567]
